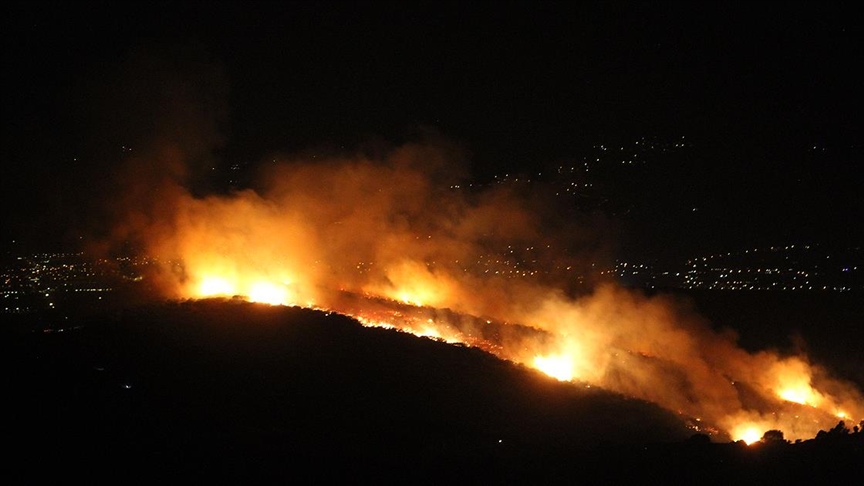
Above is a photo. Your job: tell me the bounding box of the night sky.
[2,1,861,260]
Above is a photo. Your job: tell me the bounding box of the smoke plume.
[92,49,862,443]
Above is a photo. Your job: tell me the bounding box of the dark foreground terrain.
[3,299,861,484]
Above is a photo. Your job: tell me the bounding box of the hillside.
[4,300,860,483]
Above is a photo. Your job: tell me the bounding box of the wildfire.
[122,143,863,443]
[248,281,288,305]
[735,426,763,445]
[779,386,817,406]
[533,354,575,381]
[199,277,235,297]
[194,275,296,307]
[771,360,825,407]
[413,319,463,343]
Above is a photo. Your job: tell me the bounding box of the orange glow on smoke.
[771,360,824,407]
[199,277,235,297]
[124,143,864,443]
[371,261,455,308]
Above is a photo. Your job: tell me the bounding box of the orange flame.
[199,277,235,297]
[533,354,575,381]
[734,426,763,445]
[122,143,863,443]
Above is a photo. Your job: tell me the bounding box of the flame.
[779,387,815,406]
[372,261,454,308]
[248,281,292,306]
[734,426,763,445]
[534,354,575,381]
[118,142,864,443]
[199,277,235,297]
[771,359,824,407]
[193,273,296,307]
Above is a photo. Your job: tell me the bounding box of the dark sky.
[2,1,861,258]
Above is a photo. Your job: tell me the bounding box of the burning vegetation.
[101,140,862,445]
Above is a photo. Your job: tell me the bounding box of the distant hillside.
[3,300,860,483]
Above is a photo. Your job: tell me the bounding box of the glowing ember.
[355,317,396,330]
[534,354,574,381]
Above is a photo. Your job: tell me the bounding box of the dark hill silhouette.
[3,299,861,483]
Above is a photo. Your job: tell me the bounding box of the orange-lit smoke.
[112,141,863,443]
